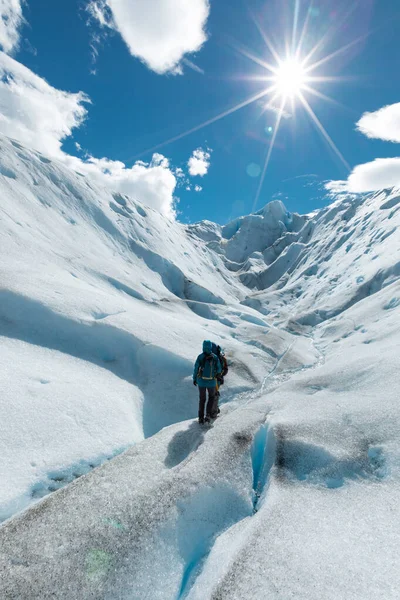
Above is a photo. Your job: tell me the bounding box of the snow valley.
[0,133,400,599]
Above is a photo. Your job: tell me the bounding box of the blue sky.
[1,0,400,224]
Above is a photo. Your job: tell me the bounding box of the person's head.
[203,340,213,355]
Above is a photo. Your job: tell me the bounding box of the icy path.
[0,395,270,599]
[0,330,312,599]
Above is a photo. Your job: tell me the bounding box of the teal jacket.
[193,340,222,388]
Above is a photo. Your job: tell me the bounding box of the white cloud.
[0,52,89,156]
[327,157,400,195]
[87,0,210,75]
[327,103,400,194]
[188,147,211,177]
[66,153,177,217]
[357,103,400,143]
[0,0,24,54]
[0,52,178,217]
[324,180,347,194]
[87,0,110,28]
[328,158,400,193]
[194,184,202,192]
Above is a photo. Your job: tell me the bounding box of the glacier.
[0,133,399,598]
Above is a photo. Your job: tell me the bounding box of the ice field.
[1,134,399,598]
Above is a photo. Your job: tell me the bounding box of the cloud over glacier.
[87,0,210,75]
[0,53,89,156]
[0,0,24,53]
[327,157,400,194]
[328,103,400,193]
[0,52,178,216]
[357,103,400,143]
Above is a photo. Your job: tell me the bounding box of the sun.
[273,58,308,99]
[130,2,353,213]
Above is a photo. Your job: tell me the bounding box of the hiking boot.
[198,417,205,425]
[204,415,211,423]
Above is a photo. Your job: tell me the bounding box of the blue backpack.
[198,353,219,380]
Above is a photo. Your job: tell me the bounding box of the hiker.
[193,340,222,424]
[211,343,229,404]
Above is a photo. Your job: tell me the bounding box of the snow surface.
[1,133,400,598]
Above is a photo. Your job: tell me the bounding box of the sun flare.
[273,58,307,99]
[131,2,354,213]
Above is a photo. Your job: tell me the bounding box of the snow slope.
[0,134,304,521]
[1,133,400,598]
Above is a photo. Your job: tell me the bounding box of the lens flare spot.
[86,549,112,582]
[309,6,320,17]
[247,163,262,177]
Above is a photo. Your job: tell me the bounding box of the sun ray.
[299,92,350,171]
[306,4,400,74]
[305,32,370,73]
[291,0,301,53]
[232,74,278,84]
[295,0,315,60]
[290,94,295,116]
[302,84,351,112]
[306,75,352,83]
[302,0,361,66]
[249,10,281,65]
[125,87,277,162]
[252,97,286,212]
[232,43,278,74]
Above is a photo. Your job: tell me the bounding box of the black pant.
[199,386,218,419]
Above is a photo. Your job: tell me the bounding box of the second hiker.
[193,340,222,424]
[210,342,229,406]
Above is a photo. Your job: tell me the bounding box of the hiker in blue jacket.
[193,340,222,424]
